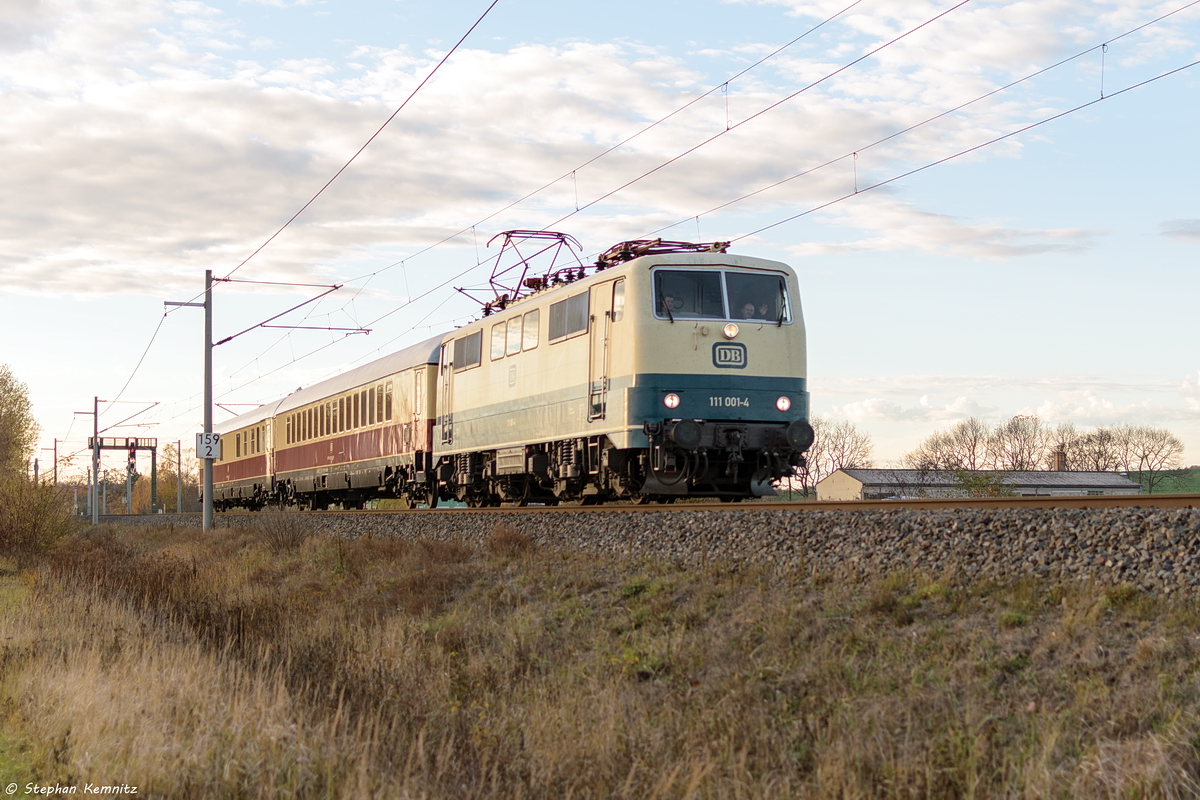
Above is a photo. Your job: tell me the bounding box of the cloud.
[1,0,1195,298]
[817,372,1200,433]
[788,196,1098,259]
[831,393,994,423]
[1160,219,1200,243]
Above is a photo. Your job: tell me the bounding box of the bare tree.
[988,415,1048,471]
[792,417,874,496]
[1119,424,1184,493]
[1070,427,1125,472]
[902,417,991,470]
[0,365,39,478]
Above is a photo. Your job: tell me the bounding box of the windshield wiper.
[658,292,674,323]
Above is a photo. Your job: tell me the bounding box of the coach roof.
[214,333,445,435]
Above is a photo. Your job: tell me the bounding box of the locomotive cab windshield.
[653,269,792,324]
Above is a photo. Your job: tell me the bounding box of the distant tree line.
[902,416,1185,493]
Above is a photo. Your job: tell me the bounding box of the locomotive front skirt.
[212,247,814,509]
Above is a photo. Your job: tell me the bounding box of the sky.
[2,0,1198,479]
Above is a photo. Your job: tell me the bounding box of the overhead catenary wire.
[731,58,1200,242]
[220,0,502,282]
[537,0,975,232]
[336,0,870,289]
[631,0,1200,246]
[154,0,912,396]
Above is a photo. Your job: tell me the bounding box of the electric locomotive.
[434,238,814,505]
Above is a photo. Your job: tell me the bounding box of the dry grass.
[1,524,1199,798]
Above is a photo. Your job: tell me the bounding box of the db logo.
[712,343,747,369]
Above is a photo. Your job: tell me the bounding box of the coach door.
[588,281,614,421]
[265,419,275,479]
[439,344,454,444]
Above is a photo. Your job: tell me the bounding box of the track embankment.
[102,499,1200,594]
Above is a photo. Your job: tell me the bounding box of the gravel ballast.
[103,506,1200,593]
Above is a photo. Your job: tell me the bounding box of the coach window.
[385,382,393,421]
[235,433,241,459]
[368,387,375,426]
[490,323,506,361]
[453,331,483,372]
[361,390,369,426]
[375,384,384,424]
[414,370,424,417]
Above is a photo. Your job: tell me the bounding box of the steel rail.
[145,493,1200,520]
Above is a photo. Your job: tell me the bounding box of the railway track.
[113,492,1200,522]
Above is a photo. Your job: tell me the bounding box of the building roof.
[834,468,1141,490]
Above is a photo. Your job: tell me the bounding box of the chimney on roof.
[1052,449,1067,472]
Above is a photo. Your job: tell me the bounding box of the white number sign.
[196,432,222,460]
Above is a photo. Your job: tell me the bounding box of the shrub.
[0,477,76,565]
[255,510,312,553]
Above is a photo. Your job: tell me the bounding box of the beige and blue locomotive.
[211,239,814,508]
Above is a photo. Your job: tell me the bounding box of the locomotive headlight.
[722,323,739,339]
[776,396,791,412]
[663,393,681,409]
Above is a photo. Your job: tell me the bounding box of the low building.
[816,468,1143,501]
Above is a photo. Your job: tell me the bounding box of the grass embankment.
[1,520,1200,798]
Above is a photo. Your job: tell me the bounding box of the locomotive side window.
[549,293,588,342]
[490,323,506,361]
[654,271,724,319]
[506,316,522,356]
[726,272,791,323]
[453,331,482,372]
[612,279,625,321]
[522,309,539,350]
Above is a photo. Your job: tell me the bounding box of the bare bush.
[254,510,312,553]
[0,477,76,565]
